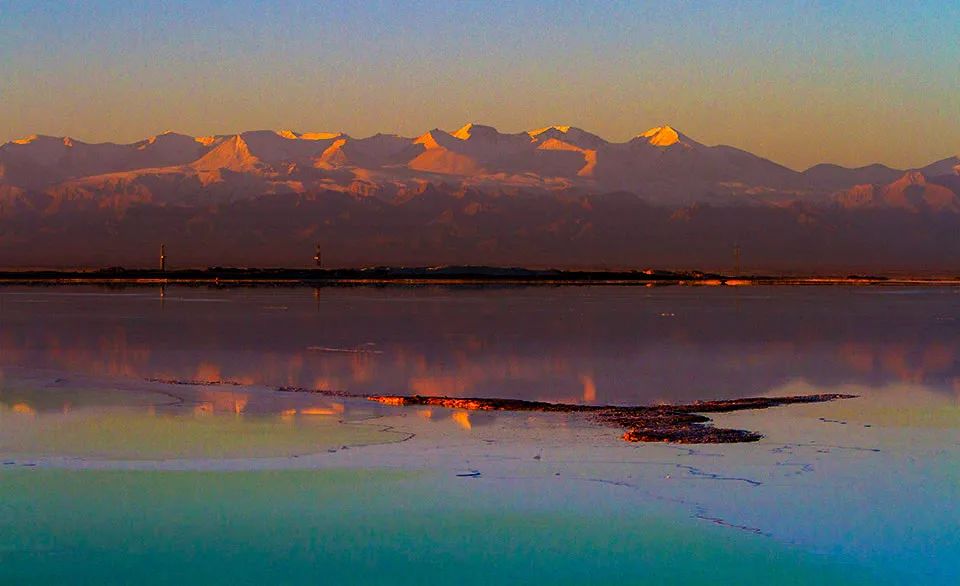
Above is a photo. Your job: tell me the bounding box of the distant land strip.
[0,266,958,286]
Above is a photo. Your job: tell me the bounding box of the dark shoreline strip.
[3,265,958,286]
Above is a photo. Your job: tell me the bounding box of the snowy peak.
[10,134,44,145]
[414,129,457,150]
[452,123,500,141]
[128,132,213,168]
[231,130,343,162]
[299,131,345,141]
[636,125,684,147]
[191,135,260,172]
[136,132,203,150]
[529,125,572,136]
[274,129,345,142]
[6,134,76,147]
[528,126,607,150]
[3,134,78,154]
[316,134,418,169]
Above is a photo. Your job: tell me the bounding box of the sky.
[0,0,958,170]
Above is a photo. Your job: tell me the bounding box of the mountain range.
[1,124,958,272]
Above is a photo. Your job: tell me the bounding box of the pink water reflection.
[0,285,958,404]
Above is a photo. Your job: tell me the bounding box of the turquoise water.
[0,468,886,585]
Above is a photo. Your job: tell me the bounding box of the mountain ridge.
[2,124,956,201]
[2,123,959,271]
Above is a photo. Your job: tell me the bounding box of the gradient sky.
[1,0,957,170]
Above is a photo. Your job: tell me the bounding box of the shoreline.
[0,266,958,287]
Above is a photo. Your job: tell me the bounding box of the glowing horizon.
[1,0,958,170]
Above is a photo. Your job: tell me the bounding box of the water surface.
[1,284,958,404]
[0,284,957,584]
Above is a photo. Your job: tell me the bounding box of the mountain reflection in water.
[0,285,957,405]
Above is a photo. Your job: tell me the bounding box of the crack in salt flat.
[673,464,762,486]
[330,417,417,448]
[581,477,770,537]
[783,442,882,453]
[671,447,725,458]
[774,461,815,477]
[692,506,771,537]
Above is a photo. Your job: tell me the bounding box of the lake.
[2,284,959,403]
[0,285,957,584]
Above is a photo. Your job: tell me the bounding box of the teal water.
[0,468,885,586]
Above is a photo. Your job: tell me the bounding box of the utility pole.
[314,243,322,268]
[733,243,742,276]
[160,244,166,272]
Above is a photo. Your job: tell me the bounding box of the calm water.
[1,285,958,584]
[0,468,888,585]
[1,284,958,404]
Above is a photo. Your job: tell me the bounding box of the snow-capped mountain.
[2,124,955,205]
[1,124,958,271]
